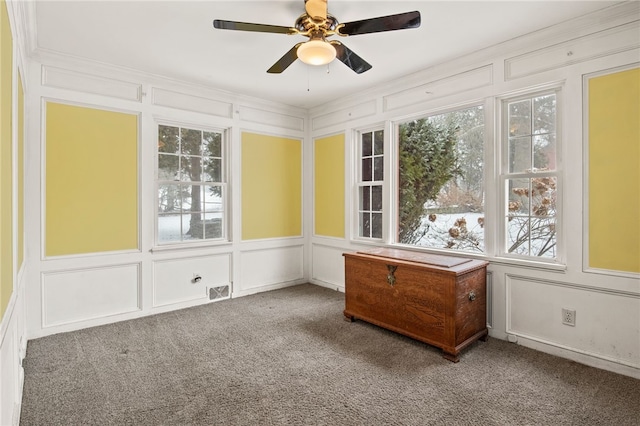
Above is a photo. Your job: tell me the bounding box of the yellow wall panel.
[314,134,345,238]
[0,0,13,317]
[46,103,138,256]
[242,132,301,240]
[588,67,640,273]
[17,72,23,269]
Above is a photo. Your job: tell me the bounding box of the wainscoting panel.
[152,87,233,118]
[237,105,304,132]
[505,22,640,80]
[238,245,304,293]
[506,275,640,368]
[311,100,376,131]
[42,264,141,328]
[311,244,346,289]
[383,65,493,111]
[42,66,142,101]
[153,254,231,307]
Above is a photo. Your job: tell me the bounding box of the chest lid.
[356,248,472,268]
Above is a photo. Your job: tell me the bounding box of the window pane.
[508,100,531,136]
[509,136,532,173]
[158,125,179,154]
[158,214,182,242]
[398,106,484,253]
[507,217,530,255]
[180,156,203,182]
[374,130,384,155]
[182,184,203,212]
[183,213,204,240]
[362,158,372,181]
[204,186,223,212]
[373,157,383,181]
[508,178,531,215]
[158,154,179,181]
[362,133,372,156]
[533,134,556,171]
[158,184,181,213]
[533,94,556,135]
[360,212,370,237]
[372,185,382,211]
[372,213,382,238]
[203,131,221,157]
[531,176,556,218]
[360,186,370,211]
[203,212,223,239]
[181,128,202,156]
[203,158,222,182]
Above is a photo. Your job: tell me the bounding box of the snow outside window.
[157,124,226,244]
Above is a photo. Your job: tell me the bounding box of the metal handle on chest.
[386,265,397,286]
[468,291,476,301]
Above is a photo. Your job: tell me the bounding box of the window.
[502,91,558,260]
[357,129,384,239]
[157,124,226,244]
[396,105,485,253]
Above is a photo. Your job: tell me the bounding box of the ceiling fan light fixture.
[297,39,336,66]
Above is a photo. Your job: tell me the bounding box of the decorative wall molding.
[506,274,640,369]
[238,245,305,293]
[505,22,640,80]
[383,65,493,112]
[41,263,141,328]
[152,87,233,118]
[42,65,142,101]
[153,253,231,308]
[312,100,376,131]
[237,105,304,132]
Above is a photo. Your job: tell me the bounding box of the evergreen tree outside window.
[397,105,485,253]
[157,124,226,244]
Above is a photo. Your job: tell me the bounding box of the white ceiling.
[31,0,624,109]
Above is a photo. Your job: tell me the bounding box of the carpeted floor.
[20,283,640,425]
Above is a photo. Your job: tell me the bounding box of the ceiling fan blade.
[332,42,372,74]
[305,0,327,21]
[267,44,302,74]
[338,11,421,36]
[213,19,295,35]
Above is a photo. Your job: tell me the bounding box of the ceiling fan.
[213,0,421,74]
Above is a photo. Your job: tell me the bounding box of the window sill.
[151,240,231,253]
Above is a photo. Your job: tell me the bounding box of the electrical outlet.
[562,308,576,326]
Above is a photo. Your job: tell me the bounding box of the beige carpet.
[20,283,640,425]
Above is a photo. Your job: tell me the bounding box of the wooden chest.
[343,248,489,362]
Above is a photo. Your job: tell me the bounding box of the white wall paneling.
[0,281,26,426]
[152,87,233,118]
[153,253,231,308]
[237,105,304,132]
[41,65,142,102]
[237,245,305,295]
[506,274,640,370]
[41,263,141,328]
[383,65,493,112]
[311,100,376,131]
[311,243,347,290]
[505,22,640,80]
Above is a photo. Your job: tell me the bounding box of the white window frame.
[154,121,229,247]
[498,88,563,264]
[353,127,385,242]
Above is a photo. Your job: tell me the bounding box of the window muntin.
[157,124,226,244]
[503,92,558,260]
[358,129,384,239]
[396,105,485,253]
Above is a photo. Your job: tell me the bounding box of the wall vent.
[209,285,230,300]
